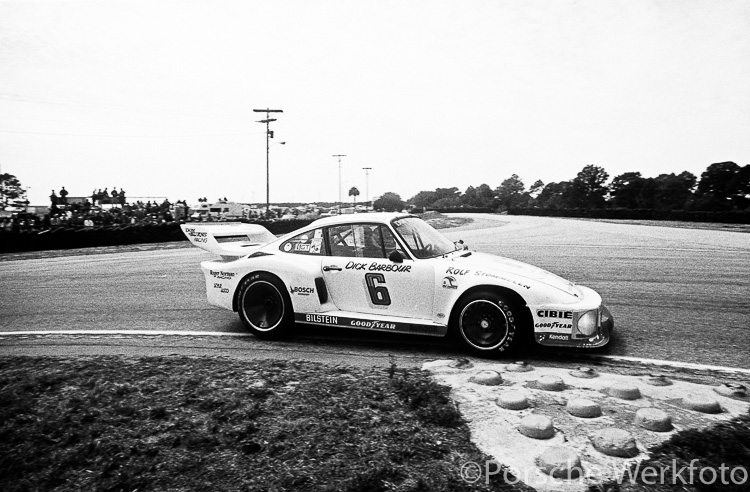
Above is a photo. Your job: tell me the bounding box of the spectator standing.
[49,190,59,206]
[111,188,119,204]
[59,187,68,205]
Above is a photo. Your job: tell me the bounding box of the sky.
[1,0,749,207]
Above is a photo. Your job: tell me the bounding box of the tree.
[475,184,496,208]
[348,186,360,207]
[733,165,750,210]
[652,172,696,210]
[536,181,572,209]
[609,172,647,209]
[373,192,404,212]
[0,173,26,210]
[461,186,479,207]
[495,174,527,210]
[409,190,437,210]
[433,187,461,208]
[408,187,461,210]
[694,162,749,210]
[529,180,545,198]
[565,165,609,208]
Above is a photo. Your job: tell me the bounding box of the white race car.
[182,213,612,355]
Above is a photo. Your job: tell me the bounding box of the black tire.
[237,273,293,339]
[451,290,519,356]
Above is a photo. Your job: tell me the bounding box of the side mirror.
[388,250,404,263]
[455,240,468,251]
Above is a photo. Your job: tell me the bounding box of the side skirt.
[295,312,448,337]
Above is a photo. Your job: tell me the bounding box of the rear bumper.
[201,260,238,311]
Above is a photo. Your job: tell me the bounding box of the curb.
[424,358,750,491]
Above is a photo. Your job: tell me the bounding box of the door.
[321,223,434,320]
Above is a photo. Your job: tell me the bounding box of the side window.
[326,224,389,258]
[327,225,357,257]
[356,224,386,259]
[381,226,407,258]
[279,228,327,255]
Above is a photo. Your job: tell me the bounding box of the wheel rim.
[241,281,284,331]
[459,299,510,350]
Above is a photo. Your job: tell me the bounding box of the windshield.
[392,217,458,259]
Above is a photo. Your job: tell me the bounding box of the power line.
[0,129,264,138]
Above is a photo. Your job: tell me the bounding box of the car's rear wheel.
[237,273,293,339]
[451,291,519,356]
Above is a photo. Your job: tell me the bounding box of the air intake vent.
[315,277,328,304]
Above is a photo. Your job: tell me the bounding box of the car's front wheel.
[451,291,519,356]
[237,273,293,339]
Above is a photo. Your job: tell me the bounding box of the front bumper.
[531,285,614,348]
[534,304,613,348]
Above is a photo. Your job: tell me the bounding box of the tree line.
[378,162,749,213]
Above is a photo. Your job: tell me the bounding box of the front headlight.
[576,310,598,336]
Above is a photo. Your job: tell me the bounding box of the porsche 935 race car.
[181,213,612,355]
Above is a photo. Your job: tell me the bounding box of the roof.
[310,212,411,227]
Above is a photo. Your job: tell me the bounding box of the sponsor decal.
[185,227,208,243]
[350,319,396,330]
[534,322,573,329]
[474,270,531,290]
[536,310,573,319]
[210,270,236,280]
[296,313,414,333]
[310,239,322,254]
[213,282,230,294]
[293,243,311,252]
[368,263,412,273]
[296,313,445,337]
[290,286,315,296]
[304,313,339,324]
[446,267,470,276]
[548,334,570,341]
[283,243,293,252]
[442,276,458,289]
[344,261,412,273]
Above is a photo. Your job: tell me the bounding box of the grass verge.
[599,411,750,492]
[0,356,525,492]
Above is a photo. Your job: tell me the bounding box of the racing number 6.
[365,273,391,306]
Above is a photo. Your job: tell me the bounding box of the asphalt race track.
[1,214,748,369]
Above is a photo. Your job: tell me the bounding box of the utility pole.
[332,154,346,213]
[362,167,372,211]
[253,108,283,218]
[0,161,4,210]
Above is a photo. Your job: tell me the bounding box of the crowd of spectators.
[1,187,190,233]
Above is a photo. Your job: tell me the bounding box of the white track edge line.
[0,330,253,337]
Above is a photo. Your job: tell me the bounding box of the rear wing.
[180,223,277,259]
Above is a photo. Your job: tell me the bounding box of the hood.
[449,251,581,298]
